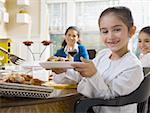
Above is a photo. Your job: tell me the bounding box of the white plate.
[39,61,82,69]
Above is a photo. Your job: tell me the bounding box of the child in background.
[52,26,89,84]
[54,26,89,61]
[52,6,144,113]
[137,26,150,113]
[138,26,150,67]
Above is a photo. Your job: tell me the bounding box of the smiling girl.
[54,26,89,61]
[52,6,144,113]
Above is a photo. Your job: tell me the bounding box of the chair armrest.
[74,68,150,113]
[74,96,125,113]
[74,93,148,113]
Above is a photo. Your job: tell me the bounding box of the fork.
[0,47,25,65]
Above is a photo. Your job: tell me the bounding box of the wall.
[6,0,40,39]
[0,21,7,38]
[4,0,50,61]
[0,0,7,37]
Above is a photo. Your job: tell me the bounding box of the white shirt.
[139,53,150,67]
[64,43,79,53]
[66,48,144,113]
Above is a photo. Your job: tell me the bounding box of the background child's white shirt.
[139,53,150,67]
[66,48,144,113]
[64,43,79,53]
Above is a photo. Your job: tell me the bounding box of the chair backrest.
[87,49,96,59]
[143,67,150,76]
[118,68,150,105]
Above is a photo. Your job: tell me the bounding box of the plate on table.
[39,61,82,69]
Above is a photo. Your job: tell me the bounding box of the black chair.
[87,49,96,59]
[74,68,150,113]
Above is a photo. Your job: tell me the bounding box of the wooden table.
[0,89,81,113]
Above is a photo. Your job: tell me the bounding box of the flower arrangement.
[41,40,53,46]
[23,41,33,46]
[23,40,52,60]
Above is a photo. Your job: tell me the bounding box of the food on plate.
[47,56,72,62]
[30,78,45,86]
[48,74,53,81]
[3,73,26,84]
[41,40,53,46]
[1,73,44,86]
[20,74,33,81]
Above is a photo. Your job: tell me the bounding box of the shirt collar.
[64,43,79,53]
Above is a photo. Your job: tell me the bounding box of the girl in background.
[138,26,150,67]
[54,26,89,61]
[52,26,89,84]
[138,26,150,113]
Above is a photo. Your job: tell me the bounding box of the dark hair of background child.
[139,26,150,35]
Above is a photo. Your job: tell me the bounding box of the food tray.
[0,82,53,98]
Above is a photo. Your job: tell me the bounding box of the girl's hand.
[71,57,97,77]
[51,68,67,74]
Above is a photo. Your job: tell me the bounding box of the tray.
[0,82,53,98]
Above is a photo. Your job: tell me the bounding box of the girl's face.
[138,32,150,55]
[99,13,131,56]
[65,29,79,47]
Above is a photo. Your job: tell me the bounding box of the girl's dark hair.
[61,26,81,48]
[139,26,150,36]
[98,6,134,31]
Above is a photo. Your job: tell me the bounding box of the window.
[48,2,67,33]
[41,0,150,55]
[75,1,109,31]
[118,0,150,30]
[46,0,115,54]
[117,0,150,54]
